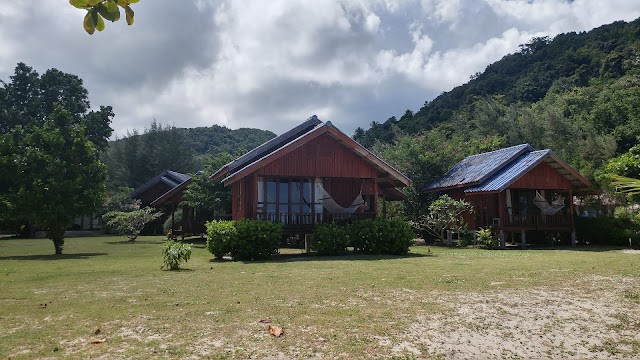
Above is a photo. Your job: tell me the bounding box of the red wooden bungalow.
[424,144,594,248]
[210,116,411,235]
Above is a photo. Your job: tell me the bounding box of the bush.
[205,220,236,259]
[575,216,640,247]
[233,220,283,260]
[349,218,414,255]
[313,223,349,256]
[204,220,283,261]
[476,227,500,249]
[161,240,192,270]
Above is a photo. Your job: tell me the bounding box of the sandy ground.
[390,276,640,359]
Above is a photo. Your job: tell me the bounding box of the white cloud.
[0,0,638,137]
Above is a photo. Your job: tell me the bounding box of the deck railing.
[503,214,571,227]
[256,212,375,225]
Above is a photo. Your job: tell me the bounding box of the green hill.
[102,122,275,190]
[356,18,640,151]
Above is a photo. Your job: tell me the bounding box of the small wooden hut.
[424,144,594,247]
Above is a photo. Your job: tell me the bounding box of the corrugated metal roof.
[424,144,533,190]
[465,150,550,193]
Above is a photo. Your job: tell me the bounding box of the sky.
[1,1,639,138]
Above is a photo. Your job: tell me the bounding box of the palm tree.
[611,175,640,195]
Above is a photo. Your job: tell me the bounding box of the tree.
[0,107,108,254]
[412,195,474,244]
[103,207,162,241]
[69,0,139,35]
[181,152,235,216]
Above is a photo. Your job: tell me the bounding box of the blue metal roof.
[465,150,550,193]
[424,144,533,190]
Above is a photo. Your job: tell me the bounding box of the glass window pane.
[266,180,276,203]
[291,181,301,203]
[267,204,276,213]
[279,180,289,203]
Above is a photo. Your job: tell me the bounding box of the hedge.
[206,219,282,261]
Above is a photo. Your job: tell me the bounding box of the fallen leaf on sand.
[259,319,272,323]
[268,325,284,337]
[94,327,101,335]
[91,338,106,344]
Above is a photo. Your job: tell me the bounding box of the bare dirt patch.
[390,276,640,359]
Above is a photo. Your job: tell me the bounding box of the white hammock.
[319,185,365,215]
[533,191,565,216]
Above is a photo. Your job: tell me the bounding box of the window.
[257,177,323,224]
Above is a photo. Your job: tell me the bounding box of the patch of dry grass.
[0,236,639,359]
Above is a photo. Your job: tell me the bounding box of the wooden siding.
[258,134,378,179]
[510,161,573,189]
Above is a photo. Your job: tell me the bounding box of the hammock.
[319,185,365,215]
[533,191,565,216]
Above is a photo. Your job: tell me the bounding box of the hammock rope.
[319,186,365,214]
[533,191,565,216]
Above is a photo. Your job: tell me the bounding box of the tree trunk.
[46,223,66,255]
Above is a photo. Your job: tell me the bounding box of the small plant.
[161,240,192,270]
[476,227,500,249]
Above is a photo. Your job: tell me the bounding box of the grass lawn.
[1,235,639,359]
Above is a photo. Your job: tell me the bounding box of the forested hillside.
[354,18,640,218]
[357,18,640,146]
[101,122,275,190]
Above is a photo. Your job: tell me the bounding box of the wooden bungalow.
[131,170,191,208]
[424,144,594,247]
[131,170,193,236]
[211,116,411,236]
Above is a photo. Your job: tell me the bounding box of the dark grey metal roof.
[424,144,533,191]
[212,115,322,179]
[465,150,550,193]
[130,170,191,198]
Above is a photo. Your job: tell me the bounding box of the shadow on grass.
[162,268,194,272]
[238,252,433,264]
[0,252,108,260]
[105,240,163,245]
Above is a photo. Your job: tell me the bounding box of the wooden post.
[171,203,175,236]
[571,231,577,247]
[498,191,505,249]
[252,174,258,219]
[521,230,526,250]
[373,177,378,217]
[569,189,575,246]
[304,234,313,253]
[382,197,387,218]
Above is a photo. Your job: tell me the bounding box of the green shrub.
[232,220,283,261]
[205,220,237,259]
[313,223,349,256]
[349,218,414,255]
[476,227,499,249]
[161,240,192,270]
[575,216,640,247]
